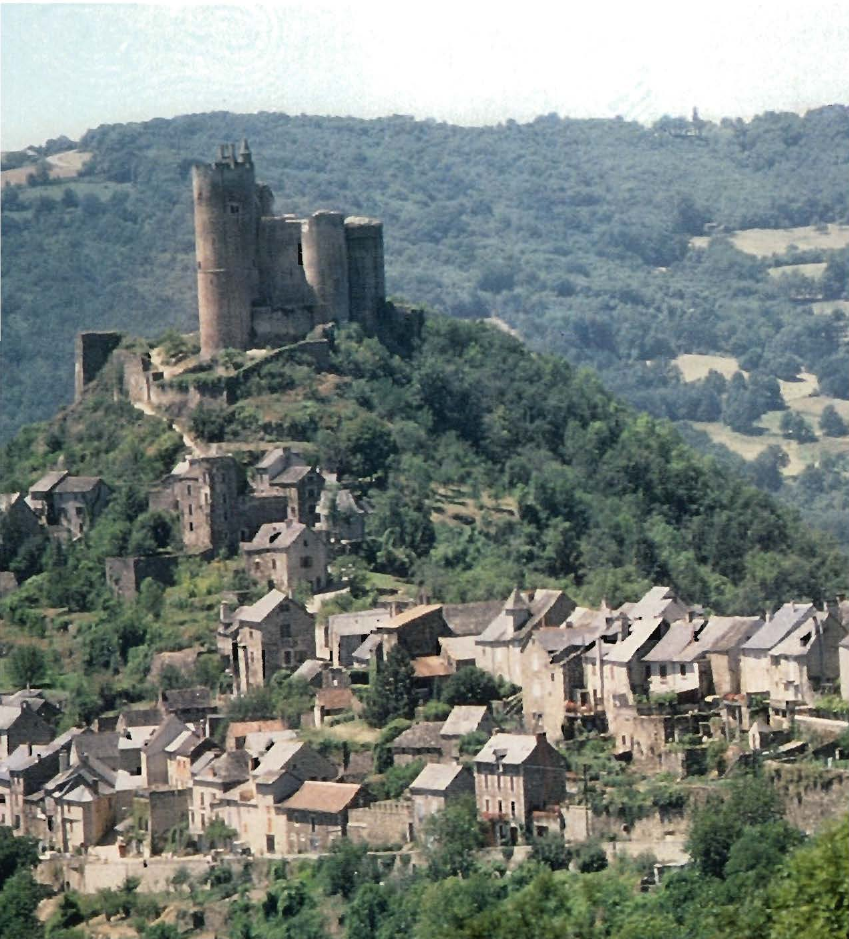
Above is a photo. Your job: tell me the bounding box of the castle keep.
[193,141,386,357]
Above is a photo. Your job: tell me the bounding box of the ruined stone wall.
[766,763,849,833]
[105,554,179,601]
[348,799,413,846]
[256,216,314,310]
[75,332,122,400]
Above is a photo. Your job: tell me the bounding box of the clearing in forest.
[690,223,849,256]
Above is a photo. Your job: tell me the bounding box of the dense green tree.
[441,666,502,706]
[7,644,47,688]
[364,645,416,726]
[422,796,486,880]
[779,410,817,442]
[819,404,848,437]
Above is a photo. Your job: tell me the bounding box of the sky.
[2,0,849,151]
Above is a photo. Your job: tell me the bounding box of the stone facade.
[241,521,328,595]
[105,554,179,601]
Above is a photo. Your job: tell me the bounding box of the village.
[1,438,848,884]
[0,143,848,894]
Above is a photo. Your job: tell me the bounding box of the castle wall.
[256,216,314,310]
[74,332,122,401]
[345,217,385,333]
[302,211,350,325]
[193,153,258,358]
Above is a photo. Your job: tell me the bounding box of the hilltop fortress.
[193,140,386,358]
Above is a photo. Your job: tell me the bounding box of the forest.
[2,106,848,545]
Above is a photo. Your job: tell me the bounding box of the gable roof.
[412,656,452,678]
[604,618,664,664]
[770,614,839,658]
[54,476,104,494]
[194,749,251,785]
[473,733,541,765]
[0,706,25,731]
[237,588,291,624]
[292,659,326,683]
[440,706,488,738]
[330,608,392,636]
[243,520,308,551]
[409,761,468,793]
[442,600,504,637]
[380,604,443,630]
[352,633,383,663]
[704,616,765,653]
[391,722,444,750]
[742,602,816,652]
[29,470,68,495]
[438,635,478,663]
[627,585,689,622]
[272,465,313,485]
[281,780,361,814]
[642,621,706,662]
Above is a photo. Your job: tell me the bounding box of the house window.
[510,775,515,792]
[297,242,303,266]
[188,504,193,516]
[310,815,317,833]
[280,622,291,639]
[679,664,686,677]
[301,557,313,569]
[266,834,275,853]
[188,522,194,532]
[659,665,667,680]
[284,651,291,665]
[272,559,277,571]
[485,799,490,812]
[229,203,241,215]
[498,800,503,814]
[187,485,192,495]
[200,793,204,807]
[511,801,516,817]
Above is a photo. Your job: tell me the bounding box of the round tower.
[301,211,350,326]
[345,216,385,333]
[192,141,258,358]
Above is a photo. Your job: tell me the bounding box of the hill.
[2,107,848,543]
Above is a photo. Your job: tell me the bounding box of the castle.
[192,140,386,358]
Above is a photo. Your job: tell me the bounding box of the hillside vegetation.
[2,107,849,546]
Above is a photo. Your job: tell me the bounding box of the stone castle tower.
[192,141,385,358]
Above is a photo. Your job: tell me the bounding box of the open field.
[691,223,849,256]
[675,356,849,475]
[811,299,849,316]
[432,483,517,527]
[674,353,743,382]
[767,262,827,280]
[0,149,92,186]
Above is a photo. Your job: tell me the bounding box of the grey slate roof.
[643,621,706,662]
[440,706,488,738]
[352,632,383,663]
[704,617,765,653]
[391,722,444,751]
[237,588,290,623]
[604,618,664,665]
[741,602,816,652]
[54,476,104,494]
[442,600,504,637]
[161,687,213,711]
[409,761,467,793]
[627,585,689,622]
[243,520,307,551]
[473,733,540,765]
[292,659,326,682]
[29,470,68,495]
[272,465,312,485]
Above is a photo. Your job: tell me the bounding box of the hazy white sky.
[2,1,848,150]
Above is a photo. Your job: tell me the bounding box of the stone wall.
[348,799,413,846]
[105,554,179,601]
[75,331,122,400]
[765,762,849,833]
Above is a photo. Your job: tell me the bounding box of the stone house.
[219,589,316,694]
[164,730,218,790]
[0,491,41,549]
[279,781,365,853]
[0,702,55,761]
[376,604,451,660]
[0,729,81,834]
[704,617,765,696]
[840,634,849,701]
[27,470,111,540]
[39,755,136,854]
[438,635,478,671]
[313,687,361,727]
[522,627,599,742]
[594,617,670,714]
[150,455,289,556]
[253,449,324,527]
[241,520,329,595]
[316,485,367,545]
[473,733,567,844]
[159,687,217,725]
[391,722,446,766]
[189,749,252,842]
[642,615,720,699]
[739,603,833,696]
[765,611,847,705]
[409,762,474,829]
[440,705,493,759]
[142,716,195,787]
[475,589,574,687]
[323,607,392,665]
